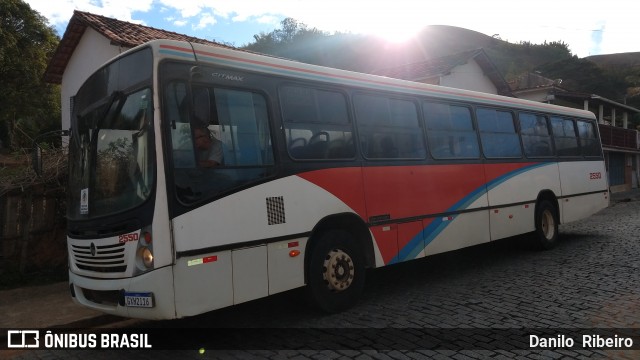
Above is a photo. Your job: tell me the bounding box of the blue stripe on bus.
[390,162,554,264]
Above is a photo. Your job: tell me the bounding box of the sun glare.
[345,10,424,43]
[308,0,432,44]
[372,24,421,43]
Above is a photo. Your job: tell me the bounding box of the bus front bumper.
[69,266,177,320]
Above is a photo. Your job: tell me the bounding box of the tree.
[536,57,627,100]
[0,0,60,151]
[244,18,328,56]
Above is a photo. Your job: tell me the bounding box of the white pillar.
[623,112,628,128]
[598,105,604,124]
[583,99,589,111]
[612,108,616,127]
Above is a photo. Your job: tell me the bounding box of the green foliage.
[536,57,626,99]
[98,137,132,162]
[244,18,329,59]
[491,40,573,81]
[0,0,60,151]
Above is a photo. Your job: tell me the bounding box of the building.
[373,49,513,97]
[510,72,640,192]
[43,11,229,134]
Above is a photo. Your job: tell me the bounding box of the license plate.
[124,292,154,308]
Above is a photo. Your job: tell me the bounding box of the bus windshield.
[68,88,154,220]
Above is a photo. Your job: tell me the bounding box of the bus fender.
[304,213,374,283]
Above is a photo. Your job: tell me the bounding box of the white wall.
[513,88,552,103]
[439,60,498,95]
[60,28,123,132]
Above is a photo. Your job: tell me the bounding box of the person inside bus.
[193,126,223,167]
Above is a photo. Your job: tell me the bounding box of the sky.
[24,0,639,58]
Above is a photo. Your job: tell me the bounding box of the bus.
[64,39,608,320]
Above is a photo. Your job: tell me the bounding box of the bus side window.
[166,82,196,168]
[520,112,553,157]
[280,86,355,160]
[551,117,579,157]
[577,120,600,156]
[477,108,521,159]
[354,94,424,159]
[424,102,478,159]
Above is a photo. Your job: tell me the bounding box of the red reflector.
[203,256,217,263]
[288,241,299,248]
[524,204,529,208]
[289,250,300,257]
[143,232,152,244]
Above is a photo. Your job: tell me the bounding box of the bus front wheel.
[534,200,559,250]
[306,229,365,313]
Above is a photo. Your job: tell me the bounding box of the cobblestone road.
[10,197,640,359]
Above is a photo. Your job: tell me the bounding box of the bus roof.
[145,39,595,120]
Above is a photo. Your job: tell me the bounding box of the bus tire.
[534,199,559,250]
[306,229,365,313]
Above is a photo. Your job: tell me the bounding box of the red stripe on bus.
[299,162,539,263]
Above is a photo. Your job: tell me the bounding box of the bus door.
[422,102,490,255]
[477,108,535,241]
[419,164,490,256]
[362,166,425,265]
[355,95,428,265]
[163,66,277,316]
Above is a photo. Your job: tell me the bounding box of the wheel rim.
[322,248,355,292]
[541,209,556,240]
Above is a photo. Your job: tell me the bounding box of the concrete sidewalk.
[1,188,639,331]
[610,187,640,202]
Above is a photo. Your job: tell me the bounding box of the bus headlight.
[137,246,154,269]
[142,247,154,267]
[134,229,154,273]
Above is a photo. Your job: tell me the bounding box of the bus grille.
[71,242,127,273]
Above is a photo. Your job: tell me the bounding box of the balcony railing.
[598,124,639,150]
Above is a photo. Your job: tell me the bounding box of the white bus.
[65,40,608,319]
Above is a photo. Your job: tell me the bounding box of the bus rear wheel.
[307,230,365,313]
[534,200,559,250]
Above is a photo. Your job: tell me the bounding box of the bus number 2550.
[589,172,602,180]
[119,233,139,243]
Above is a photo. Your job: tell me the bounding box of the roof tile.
[45,11,229,84]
